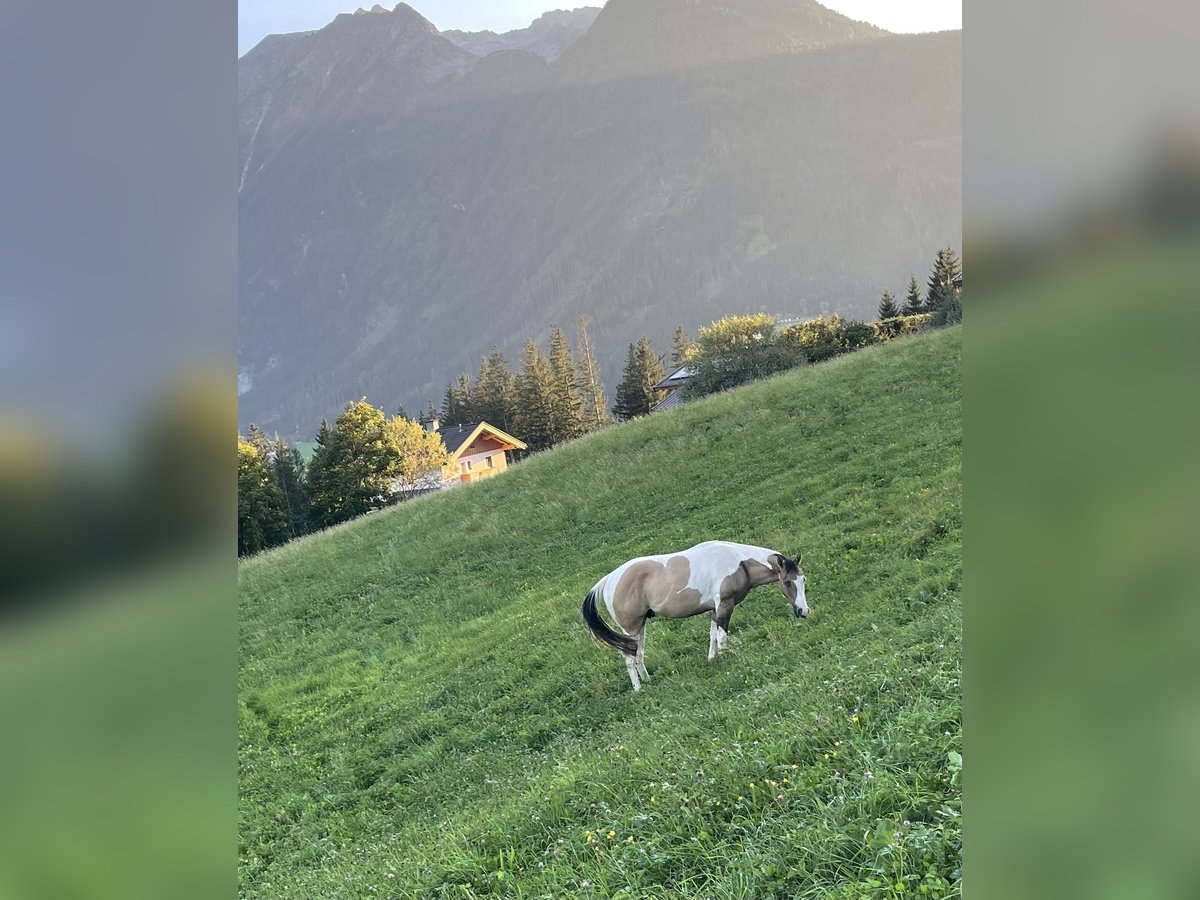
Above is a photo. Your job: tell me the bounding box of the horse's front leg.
[713,600,734,656]
[710,607,729,657]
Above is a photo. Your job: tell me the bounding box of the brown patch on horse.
[718,557,782,606]
[746,558,778,584]
[613,556,704,630]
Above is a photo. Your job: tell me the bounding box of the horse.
[580,540,809,691]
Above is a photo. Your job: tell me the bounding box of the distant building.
[420,417,528,487]
[650,365,695,413]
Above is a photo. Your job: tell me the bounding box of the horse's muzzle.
[795,607,808,619]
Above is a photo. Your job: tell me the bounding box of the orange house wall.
[444,433,514,483]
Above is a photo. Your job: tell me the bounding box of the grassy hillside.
[239,327,962,899]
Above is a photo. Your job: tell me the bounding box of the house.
[423,417,528,486]
[650,365,694,413]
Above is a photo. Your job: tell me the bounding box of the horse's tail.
[581,588,637,656]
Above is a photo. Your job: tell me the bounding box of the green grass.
[239,327,962,899]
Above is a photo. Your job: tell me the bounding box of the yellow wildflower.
[782,778,789,784]
[626,836,634,843]
[824,753,830,759]
[851,715,860,724]
[607,830,616,839]
[749,782,756,790]
[737,795,744,802]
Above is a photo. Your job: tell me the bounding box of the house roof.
[650,390,685,413]
[438,421,527,458]
[653,365,695,391]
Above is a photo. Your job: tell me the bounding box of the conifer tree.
[472,346,517,432]
[513,339,556,451]
[270,435,309,538]
[441,373,473,425]
[547,325,584,443]
[925,246,963,321]
[671,325,697,367]
[612,338,667,420]
[574,314,610,433]
[902,275,924,316]
[245,423,273,459]
[877,289,900,320]
[238,439,290,556]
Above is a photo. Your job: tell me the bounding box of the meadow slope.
[239,326,962,899]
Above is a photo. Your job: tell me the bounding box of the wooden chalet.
[423,418,527,486]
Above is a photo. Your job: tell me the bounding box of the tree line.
[238,404,450,556]
[877,246,962,325]
[679,247,962,399]
[239,247,961,555]
[438,314,612,451]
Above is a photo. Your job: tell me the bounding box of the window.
[486,456,494,468]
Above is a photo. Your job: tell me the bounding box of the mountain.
[238,1,961,439]
[443,7,601,61]
[557,0,883,78]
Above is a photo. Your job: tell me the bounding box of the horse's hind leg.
[623,653,642,691]
[635,628,650,680]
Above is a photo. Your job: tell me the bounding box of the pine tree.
[472,346,517,432]
[546,325,584,443]
[925,246,963,321]
[877,289,900,320]
[270,435,309,538]
[441,373,473,426]
[902,275,924,316]
[574,314,610,433]
[513,339,556,451]
[671,325,697,367]
[612,338,667,420]
[238,439,290,555]
[245,423,273,459]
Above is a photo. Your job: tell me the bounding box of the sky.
[239,1,962,57]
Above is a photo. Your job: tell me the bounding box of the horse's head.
[770,551,808,619]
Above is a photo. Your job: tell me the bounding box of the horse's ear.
[794,551,803,567]
[768,553,786,574]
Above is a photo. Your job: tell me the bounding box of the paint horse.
[581,541,809,691]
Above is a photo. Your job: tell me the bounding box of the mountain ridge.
[238,1,961,439]
[443,7,601,61]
